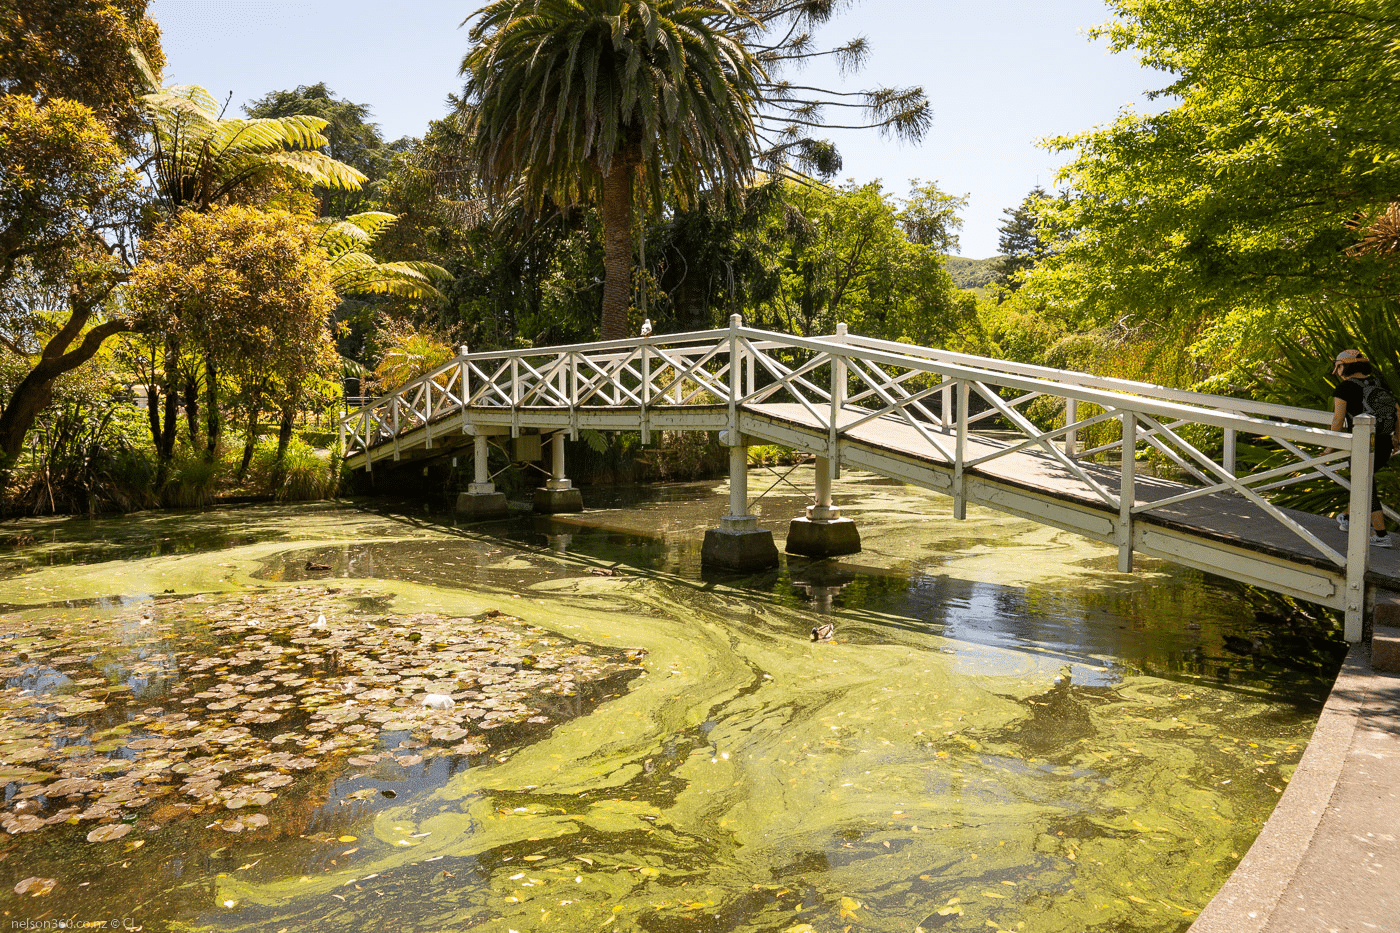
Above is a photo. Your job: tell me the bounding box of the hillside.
[946,256,1002,290]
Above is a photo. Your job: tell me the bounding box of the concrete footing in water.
[456,484,510,521]
[534,484,584,514]
[702,516,779,571]
[785,515,861,558]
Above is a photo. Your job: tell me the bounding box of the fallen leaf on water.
[14,877,56,896]
[87,823,133,843]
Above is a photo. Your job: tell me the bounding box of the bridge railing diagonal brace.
[466,359,515,408]
[1131,448,1351,513]
[966,383,1120,508]
[1132,413,1345,566]
[748,350,834,429]
[846,357,944,428]
[965,389,1045,430]
[1268,437,1400,524]
[964,407,1121,468]
[744,350,834,407]
[646,344,731,403]
[837,358,954,461]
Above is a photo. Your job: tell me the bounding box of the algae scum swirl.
[0,477,1343,932]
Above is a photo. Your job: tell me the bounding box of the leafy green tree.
[1030,0,1400,330]
[0,0,163,148]
[244,83,393,217]
[128,206,340,471]
[993,186,1047,291]
[647,180,790,331]
[315,212,450,300]
[139,82,367,471]
[746,179,975,346]
[459,0,767,341]
[0,0,161,464]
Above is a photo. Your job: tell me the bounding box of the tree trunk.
[203,355,219,463]
[156,339,179,487]
[183,370,199,447]
[146,381,162,451]
[275,401,294,464]
[238,391,260,479]
[0,298,130,463]
[599,151,639,342]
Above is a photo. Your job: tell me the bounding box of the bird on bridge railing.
[639,318,653,337]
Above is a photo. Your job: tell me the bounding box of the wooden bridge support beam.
[786,456,861,558]
[456,433,509,521]
[703,437,779,571]
[534,431,583,514]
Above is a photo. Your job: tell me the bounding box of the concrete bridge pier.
[786,456,861,557]
[456,433,510,520]
[702,437,779,571]
[534,431,584,514]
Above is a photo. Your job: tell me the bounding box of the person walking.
[1330,349,1400,547]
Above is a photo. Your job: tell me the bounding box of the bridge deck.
[747,402,1400,598]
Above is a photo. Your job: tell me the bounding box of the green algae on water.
[0,491,1335,933]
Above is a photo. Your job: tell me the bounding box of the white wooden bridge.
[340,317,1398,641]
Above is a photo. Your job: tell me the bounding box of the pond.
[0,468,1346,932]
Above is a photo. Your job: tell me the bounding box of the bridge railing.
[342,319,1373,631]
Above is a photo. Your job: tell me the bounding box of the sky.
[148,0,1170,259]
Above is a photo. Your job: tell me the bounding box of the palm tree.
[460,0,766,341]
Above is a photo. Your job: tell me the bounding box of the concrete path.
[1189,643,1400,933]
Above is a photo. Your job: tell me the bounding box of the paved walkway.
[1189,643,1400,933]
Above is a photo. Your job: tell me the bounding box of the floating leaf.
[86,823,133,843]
[14,877,56,896]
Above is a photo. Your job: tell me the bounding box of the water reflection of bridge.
[342,318,1398,642]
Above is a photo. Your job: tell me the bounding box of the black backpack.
[1359,377,1399,437]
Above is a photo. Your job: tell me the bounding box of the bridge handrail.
[819,332,1331,426]
[340,324,1348,453]
[730,325,1341,447]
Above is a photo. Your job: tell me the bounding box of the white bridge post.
[1065,397,1078,458]
[728,444,749,521]
[534,431,583,514]
[703,428,779,570]
[1345,414,1375,642]
[953,380,968,520]
[455,432,509,521]
[1119,411,1136,573]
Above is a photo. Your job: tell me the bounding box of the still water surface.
[0,470,1345,932]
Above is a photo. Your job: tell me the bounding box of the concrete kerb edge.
[1187,645,1369,933]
